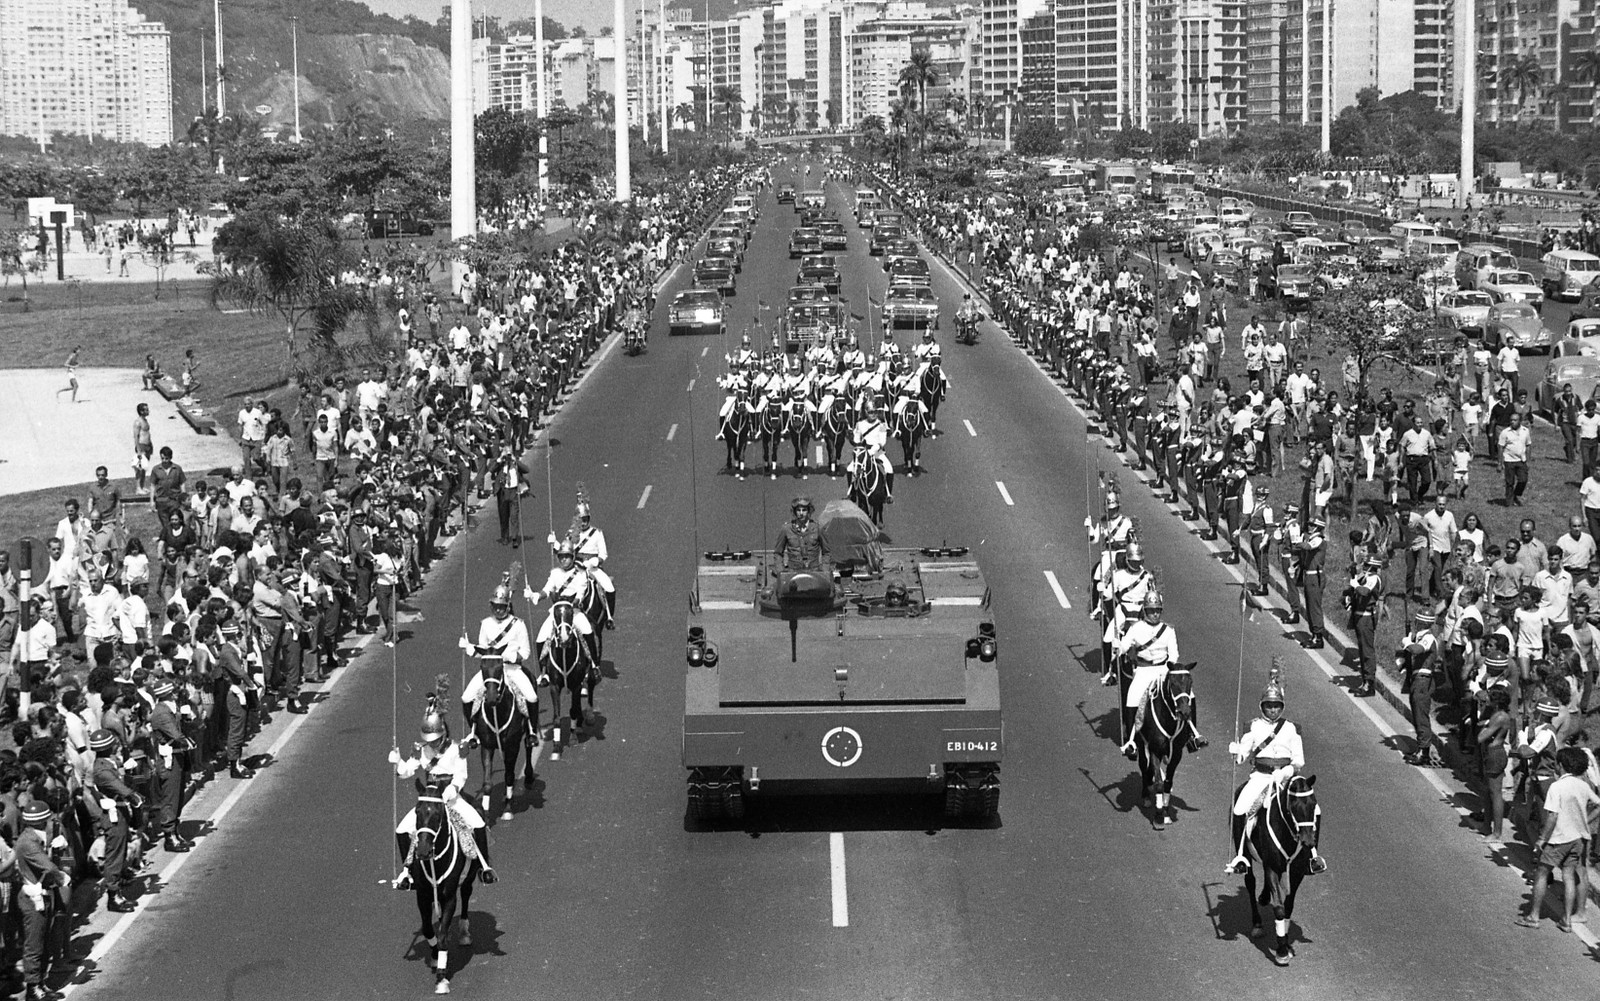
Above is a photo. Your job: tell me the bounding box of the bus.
[1146,163,1197,201]
[1095,162,1140,196]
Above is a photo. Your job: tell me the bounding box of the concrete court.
[0,368,240,497]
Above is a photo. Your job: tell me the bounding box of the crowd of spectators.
[0,162,754,997]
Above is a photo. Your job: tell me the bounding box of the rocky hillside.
[137,0,452,139]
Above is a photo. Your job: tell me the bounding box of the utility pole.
[214,0,226,115]
[1459,3,1476,210]
[614,0,632,201]
[1299,0,1309,126]
[660,0,670,153]
[536,0,549,193]
[450,0,475,291]
[290,15,302,143]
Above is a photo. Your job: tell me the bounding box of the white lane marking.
[637,485,653,509]
[666,423,678,441]
[687,378,696,392]
[815,445,826,465]
[66,635,370,985]
[830,832,849,928]
[701,346,709,357]
[1043,570,1071,609]
[995,481,1014,506]
[964,419,977,437]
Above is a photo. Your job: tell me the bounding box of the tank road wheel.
[687,767,746,821]
[943,764,1000,821]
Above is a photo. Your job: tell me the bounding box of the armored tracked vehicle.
[683,547,1001,821]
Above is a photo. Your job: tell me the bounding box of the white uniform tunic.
[572,526,614,591]
[392,739,484,833]
[1230,716,1305,815]
[1113,619,1179,708]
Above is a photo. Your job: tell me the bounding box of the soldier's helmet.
[421,693,450,743]
[884,580,910,607]
[792,496,813,515]
[1261,663,1286,714]
[922,328,934,341]
[741,334,752,347]
[490,576,513,609]
[1105,491,1121,513]
[1126,542,1144,565]
[1142,587,1163,615]
[555,537,576,559]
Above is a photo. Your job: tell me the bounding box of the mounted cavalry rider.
[848,399,895,501]
[1224,667,1328,876]
[570,497,617,626]
[727,333,756,369]
[891,383,928,422]
[391,693,497,888]
[911,329,941,363]
[840,334,866,372]
[458,578,538,729]
[1097,539,1153,685]
[526,537,598,645]
[1114,588,1206,757]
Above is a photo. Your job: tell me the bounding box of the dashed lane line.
[995,481,1014,506]
[701,346,709,357]
[830,832,849,928]
[686,378,696,392]
[666,423,678,442]
[964,419,977,437]
[1043,570,1071,609]
[637,485,653,509]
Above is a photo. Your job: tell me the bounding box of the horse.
[918,360,946,429]
[467,658,534,822]
[408,779,483,995]
[537,601,598,760]
[848,445,890,527]
[891,400,930,476]
[1236,774,1321,966]
[816,396,853,477]
[718,395,752,478]
[756,395,787,479]
[1132,663,1196,828]
[783,399,814,478]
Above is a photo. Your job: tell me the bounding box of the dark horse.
[1132,663,1196,828]
[407,779,486,995]
[848,445,890,527]
[918,360,947,430]
[467,658,535,822]
[757,395,787,479]
[1235,774,1321,966]
[718,393,752,478]
[816,396,853,477]
[537,601,599,760]
[782,399,813,478]
[892,401,930,476]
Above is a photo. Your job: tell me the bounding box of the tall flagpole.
[214,0,226,114]
[450,0,475,292]
[291,16,302,143]
[1459,3,1476,210]
[614,0,632,201]
[660,0,670,152]
[536,0,549,194]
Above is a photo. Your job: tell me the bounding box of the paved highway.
[73,166,1597,1001]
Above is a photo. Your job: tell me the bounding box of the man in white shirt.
[1420,494,1457,600]
[237,400,268,473]
[223,466,259,505]
[79,572,121,656]
[355,370,388,418]
[1498,412,1532,506]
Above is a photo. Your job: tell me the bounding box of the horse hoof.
[1272,948,1293,967]
[435,979,452,994]
[1249,924,1265,940]
[500,810,513,821]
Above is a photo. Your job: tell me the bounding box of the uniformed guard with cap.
[774,497,824,571]
[1276,503,1304,623]
[148,677,193,853]
[390,690,496,888]
[1399,608,1443,765]
[1224,665,1328,876]
[15,799,65,1001]
[1299,517,1328,648]
[1244,483,1275,594]
[88,728,138,912]
[1345,554,1385,696]
[215,618,256,778]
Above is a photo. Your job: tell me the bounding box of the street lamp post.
[290,15,302,143]
[1459,7,1476,210]
[449,0,474,291]
[536,0,548,194]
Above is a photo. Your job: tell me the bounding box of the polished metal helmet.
[421,693,449,742]
[490,580,513,608]
[1261,664,1286,713]
[1142,587,1163,613]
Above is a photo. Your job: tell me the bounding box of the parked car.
[1477,269,1544,309]
[1437,290,1493,333]
[1567,317,1600,343]
[668,289,726,336]
[365,212,435,238]
[1483,301,1552,353]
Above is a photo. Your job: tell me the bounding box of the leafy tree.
[475,108,539,177]
[1012,119,1063,157]
[504,16,568,39]
[1309,273,1432,398]
[0,226,43,309]
[205,212,377,382]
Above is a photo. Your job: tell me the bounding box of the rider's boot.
[886,470,895,502]
[394,834,413,889]
[1187,699,1209,751]
[1120,699,1145,759]
[473,829,498,884]
[1223,813,1253,875]
[604,590,617,629]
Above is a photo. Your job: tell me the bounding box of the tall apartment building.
[1054,0,1152,133]
[1019,6,1056,119]
[978,0,1050,108]
[1148,0,1247,134]
[0,0,172,146]
[762,0,876,132]
[850,5,970,124]
[1464,0,1598,129]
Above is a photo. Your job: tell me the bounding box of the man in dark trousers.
[1299,517,1328,648]
[348,509,375,633]
[149,678,193,852]
[15,800,65,1001]
[492,450,532,547]
[215,619,256,778]
[88,729,138,912]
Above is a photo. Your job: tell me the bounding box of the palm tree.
[942,93,968,133]
[762,94,788,134]
[1572,48,1600,126]
[674,103,698,131]
[713,84,744,140]
[1501,53,1542,123]
[897,48,939,114]
[824,97,840,131]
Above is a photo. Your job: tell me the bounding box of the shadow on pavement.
[685,790,1001,834]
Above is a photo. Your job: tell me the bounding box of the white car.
[1438,290,1493,333]
[1568,317,1600,342]
[1478,269,1545,308]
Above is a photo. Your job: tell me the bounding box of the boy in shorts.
[1518,746,1600,931]
[1475,688,1513,841]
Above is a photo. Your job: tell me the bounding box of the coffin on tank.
[683,547,1001,821]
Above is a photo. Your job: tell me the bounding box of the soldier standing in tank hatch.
[774,497,823,571]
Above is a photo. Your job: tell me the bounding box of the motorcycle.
[955,310,983,346]
[621,308,648,356]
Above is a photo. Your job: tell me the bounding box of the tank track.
[943,763,1001,820]
[687,766,746,821]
